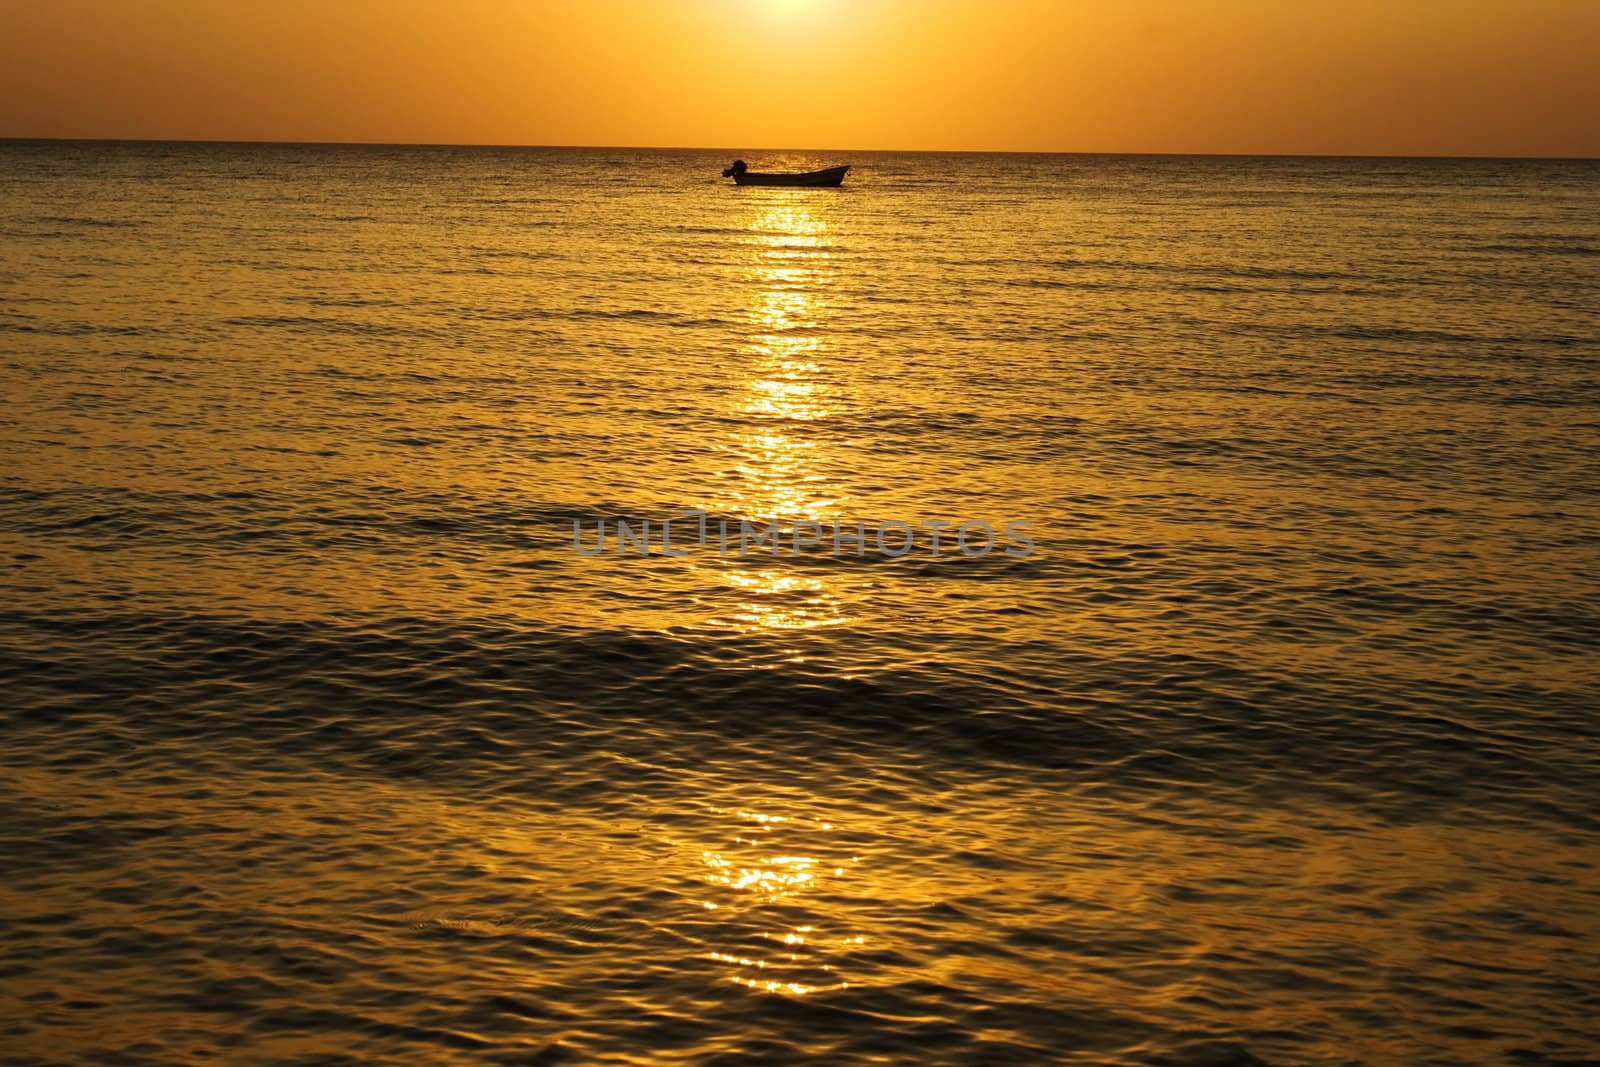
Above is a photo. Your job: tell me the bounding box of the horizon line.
[1,135,1596,163]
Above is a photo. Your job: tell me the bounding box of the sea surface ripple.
[1,142,1598,1065]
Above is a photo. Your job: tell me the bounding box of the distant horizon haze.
[3,136,1598,163]
[2,0,1597,159]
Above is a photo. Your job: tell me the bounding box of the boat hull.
[732,165,850,187]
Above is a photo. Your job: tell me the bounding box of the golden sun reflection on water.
[681,201,868,987]
[722,569,843,632]
[753,283,823,334]
[698,806,860,996]
[696,194,854,633]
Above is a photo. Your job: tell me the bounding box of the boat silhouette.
[721,160,850,187]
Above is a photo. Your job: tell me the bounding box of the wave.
[1,608,1593,828]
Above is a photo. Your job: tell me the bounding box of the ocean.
[1,141,1597,1065]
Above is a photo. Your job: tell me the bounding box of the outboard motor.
[722,160,747,178]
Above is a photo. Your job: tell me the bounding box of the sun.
[729,0,842,50]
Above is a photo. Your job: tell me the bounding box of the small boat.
[721,160,850,187]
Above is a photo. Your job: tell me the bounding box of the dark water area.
[1,141,1598,1064]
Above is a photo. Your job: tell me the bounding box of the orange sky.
[2,0,1596,156]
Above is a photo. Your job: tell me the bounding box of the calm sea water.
[1,142,1597,1065]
